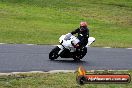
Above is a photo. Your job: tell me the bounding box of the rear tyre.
[73,47,87,61]
[49,46,60,60]
[73,55,81,61]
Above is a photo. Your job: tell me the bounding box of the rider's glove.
[74,44,79,48]
[71,41,80,48]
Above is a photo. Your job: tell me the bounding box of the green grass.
[0,0,132,47]
[0,71,132,88]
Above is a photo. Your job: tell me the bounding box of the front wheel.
[49,46,60,60]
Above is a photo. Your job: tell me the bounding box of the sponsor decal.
[76,66,131,85]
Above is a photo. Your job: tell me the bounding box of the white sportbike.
[49,33,95,61]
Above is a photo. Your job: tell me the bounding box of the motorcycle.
[49,33,95,61]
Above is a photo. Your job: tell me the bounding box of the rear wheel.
[73,47,87,61]
[73,54,85,61]
[49,46,60,60]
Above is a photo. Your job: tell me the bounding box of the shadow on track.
[49,59,88,64]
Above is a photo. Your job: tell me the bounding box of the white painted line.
[0,70,130,75]
[127,48,132,49]
[28,71,44,73]
[109,70,129,71]
[11,72,30,74]
[0,73,10,76]
[0,70,75,75]
[0,43,5,44]
[0,43,131,50]
[48,70,75,73]
[26,44,35,46]
[103,47,111,48]
[52,45,58,46]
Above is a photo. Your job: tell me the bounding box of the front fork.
[57,45,64,55]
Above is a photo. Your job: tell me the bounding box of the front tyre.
[49,46,60,60]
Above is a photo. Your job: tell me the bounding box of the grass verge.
[0,71,132,88]
[0,0,132,47]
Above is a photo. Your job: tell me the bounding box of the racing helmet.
[80,22,87,27]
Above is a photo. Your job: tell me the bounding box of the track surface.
[0,44,132,72]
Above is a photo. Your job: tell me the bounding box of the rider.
[65,22,89,48]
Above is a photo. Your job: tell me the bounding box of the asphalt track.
[0,44,132,72]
